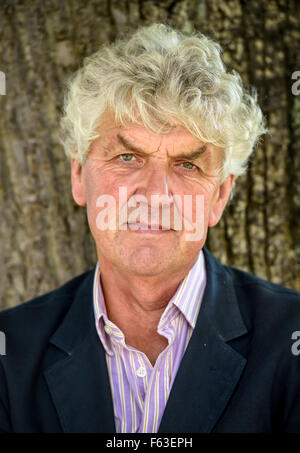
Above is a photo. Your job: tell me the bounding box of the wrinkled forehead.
[91,111,221,159]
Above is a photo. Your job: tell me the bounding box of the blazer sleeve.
[0,360,11,433]
[283,398,300,432]
[279,329,300,433]
[282,360,300,432]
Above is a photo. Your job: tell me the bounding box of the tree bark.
[0,0,299,309]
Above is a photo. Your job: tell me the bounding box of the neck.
[97,255,195,364]
[99,258,186,319]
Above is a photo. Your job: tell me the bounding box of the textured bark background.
[0,0,299,310]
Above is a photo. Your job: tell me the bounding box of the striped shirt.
[93,250,206,433]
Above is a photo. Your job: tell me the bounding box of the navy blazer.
[0,247,300,433]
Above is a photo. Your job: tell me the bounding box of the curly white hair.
[60,23,266,183]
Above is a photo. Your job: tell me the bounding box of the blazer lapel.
[159,247,248,433]
[43,270,116,433]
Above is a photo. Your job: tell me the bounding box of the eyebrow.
[116,134,207,161]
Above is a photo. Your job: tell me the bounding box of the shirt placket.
[101,309,180,433]
[107,324,153,432]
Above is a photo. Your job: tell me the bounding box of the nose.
[142,163,172,201]
[141,164,174,227]
[129,162,178,229]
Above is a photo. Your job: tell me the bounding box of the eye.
[181,161,197,171]
[119,153,136,162]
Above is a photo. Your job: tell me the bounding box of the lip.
[127,222,173,232]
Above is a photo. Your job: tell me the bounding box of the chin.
[122,245,174,276]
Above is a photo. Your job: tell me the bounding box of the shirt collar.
[93,250,206,354]
[158,249,206,330]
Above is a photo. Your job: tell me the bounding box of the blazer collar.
[158,247,248,432]
[44,247,248,433]
[44,269,116,432]
[201,247,248,342]
[48,269,96,354]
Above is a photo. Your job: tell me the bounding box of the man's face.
[71,113,235,278]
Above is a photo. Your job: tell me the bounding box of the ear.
[208,174,235,227]
[70,158,86,206]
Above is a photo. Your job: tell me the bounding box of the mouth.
[127,222,173,232]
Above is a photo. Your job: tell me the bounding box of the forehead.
[94,112,206,155]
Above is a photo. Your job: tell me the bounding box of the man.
[0,24,300,433]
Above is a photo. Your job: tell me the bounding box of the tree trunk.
[0,0,299,309]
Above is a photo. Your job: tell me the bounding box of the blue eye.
[181,162,196,170]
[120,153,135,162]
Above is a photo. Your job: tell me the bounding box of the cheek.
[84,168,116,203]
[175,178,218,230]
[83,171,118,233]
[175,176,218,205]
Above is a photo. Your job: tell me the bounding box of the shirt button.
[136,366,146,378]
[104,325,112,335]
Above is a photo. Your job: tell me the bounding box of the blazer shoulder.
[222,263,300,333]
[0,268,95,328]
[225,263,300,300]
